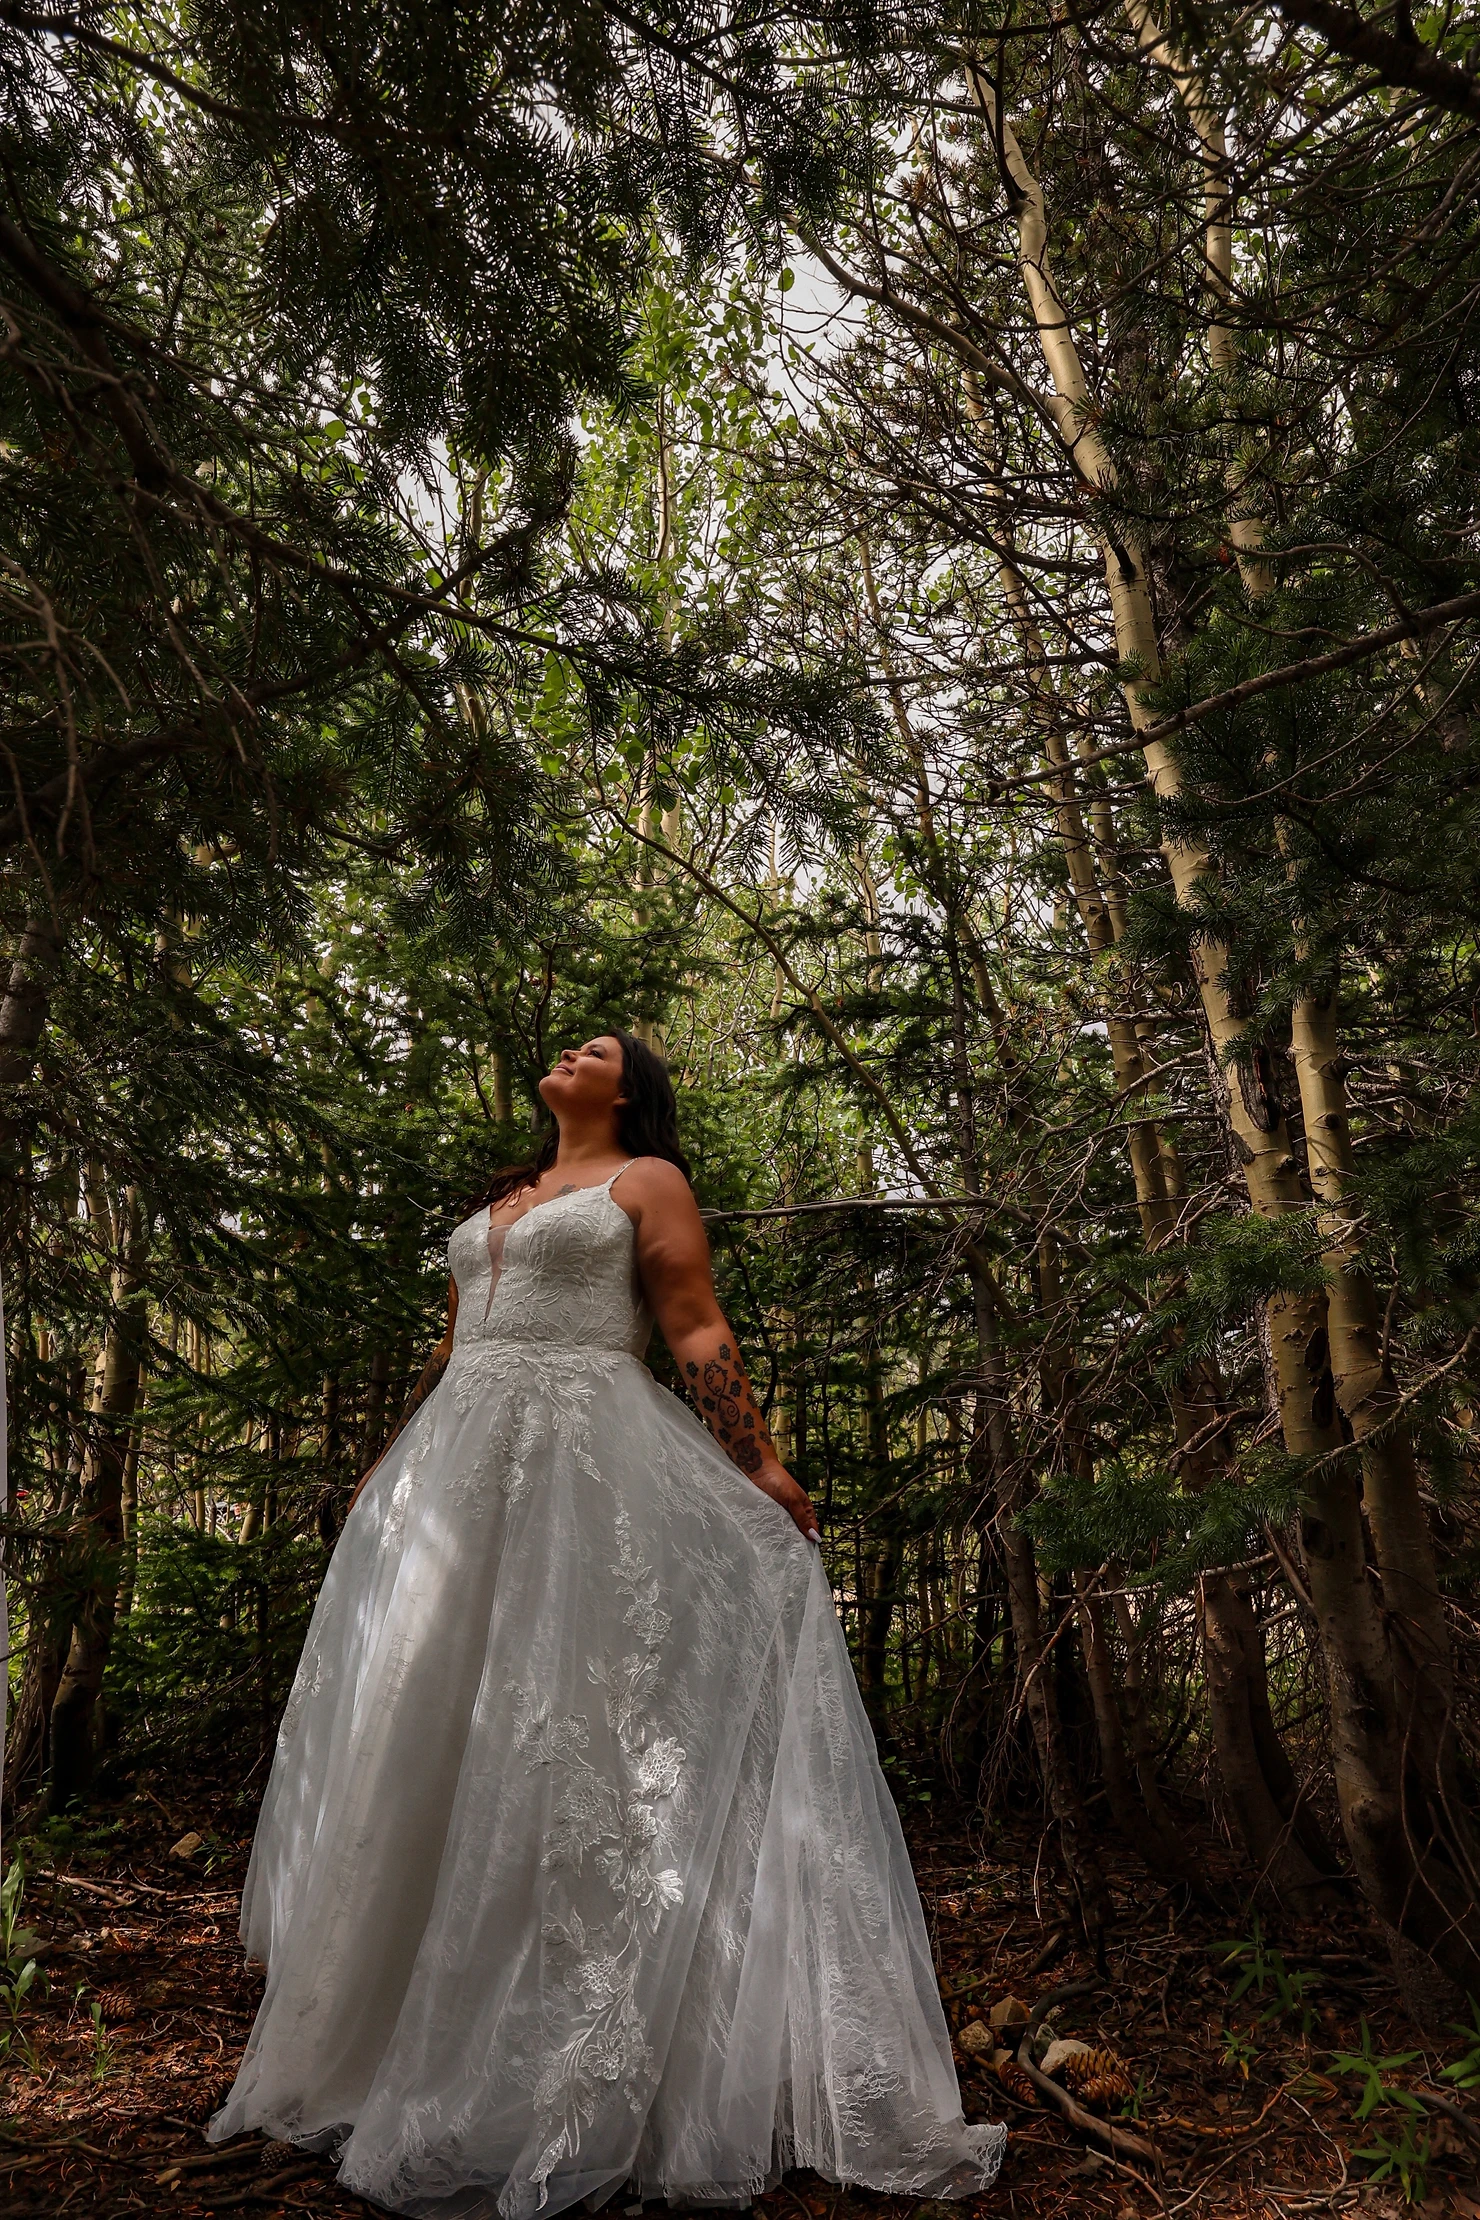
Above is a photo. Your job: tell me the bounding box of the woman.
[211,1032,1004,2218]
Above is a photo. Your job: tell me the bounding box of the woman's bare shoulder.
[613,1156,697,1211]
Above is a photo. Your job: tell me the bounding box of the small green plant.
[880,1754,932,1806]
[1330,2019,1424,2123]
[86,1995,113,2086]
[22,1812,124,1863]
[1117,2070,1150,2122]
[66,1983,114,2085]
[1331,2019,1433,2207]
[1441,1998,1480,2092]
[0,1857,46,2069]
[1221,2025,1259,2078]
[1351,2119,1432,2207]
[1216,1918,1319,2034]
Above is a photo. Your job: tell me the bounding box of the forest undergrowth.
[5,1791,1480,2220]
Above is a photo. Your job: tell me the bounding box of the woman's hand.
[746,1454,823,1544]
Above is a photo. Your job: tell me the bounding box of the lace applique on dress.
[508,1510,690,2212]
[275,1645,325,1749]
[448,1344,620,1513]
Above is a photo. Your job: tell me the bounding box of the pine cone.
[1060,2046,1133,2108]
[996,2058,1039,2106]
[94,1986,136,2025]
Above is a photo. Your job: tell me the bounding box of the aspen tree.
[1130,0,1477,1976]
[963,52,1480,1984]
[861,515,1203,1873]
[0,917,62,1241]
[635,396,686,1053]
[950,365,1326,1897]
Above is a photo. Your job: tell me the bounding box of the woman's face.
[537,1035,627,1127]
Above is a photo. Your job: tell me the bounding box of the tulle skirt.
[209,1340,1005,2217]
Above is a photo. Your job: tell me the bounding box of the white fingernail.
[807,1528,822,1544]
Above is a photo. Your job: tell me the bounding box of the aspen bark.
[115,1380,145,1624]
[0,914,61,1251]
[0,913,61,1104]
[490,1045,514,1127]
[929,398,1178,1252]
[1121,0,1274,597]
[854,1138,901,1726]
[864,522,1228,1892]
[1288,978,1475,1965]
[633,402,684,1056]
[1289,985,1449,1682]
[5,1628,67,1806]
[653,404,684,853]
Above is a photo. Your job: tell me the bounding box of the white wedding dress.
[210,1167,1004,2217]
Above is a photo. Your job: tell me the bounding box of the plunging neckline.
[489,1165,635,1235]
[478,1171,635,1324]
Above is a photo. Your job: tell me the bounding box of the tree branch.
[1270,0,1480,123]
[983,581,1480,798]
[798,228,1066,443]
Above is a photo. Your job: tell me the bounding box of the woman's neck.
[548,1119,622,1175]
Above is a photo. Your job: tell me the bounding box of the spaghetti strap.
[605,1158,638,1194]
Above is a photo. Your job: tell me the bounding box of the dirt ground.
[4,1785,1479,2220]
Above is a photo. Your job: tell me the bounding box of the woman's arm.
[626,1163,821,1544]
[345,1278,458,1516]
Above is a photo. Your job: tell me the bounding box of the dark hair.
[467,1029,692,1212]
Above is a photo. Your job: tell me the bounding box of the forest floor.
[3,1783,1479,2220]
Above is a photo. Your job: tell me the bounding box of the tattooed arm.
[346,1278,458,1517]
[619,1160,821,1544]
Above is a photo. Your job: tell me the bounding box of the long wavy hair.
[466,1030,692,1213]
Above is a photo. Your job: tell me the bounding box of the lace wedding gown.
[210,1167,1005,2218]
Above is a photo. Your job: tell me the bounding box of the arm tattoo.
[402,1348,448,1419]
[378,1348,449,1462]
[691,1339,776,1478]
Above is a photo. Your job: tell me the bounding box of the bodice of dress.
[447,1172,652,1358]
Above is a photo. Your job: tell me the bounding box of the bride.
[210,1031,1005,2218]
